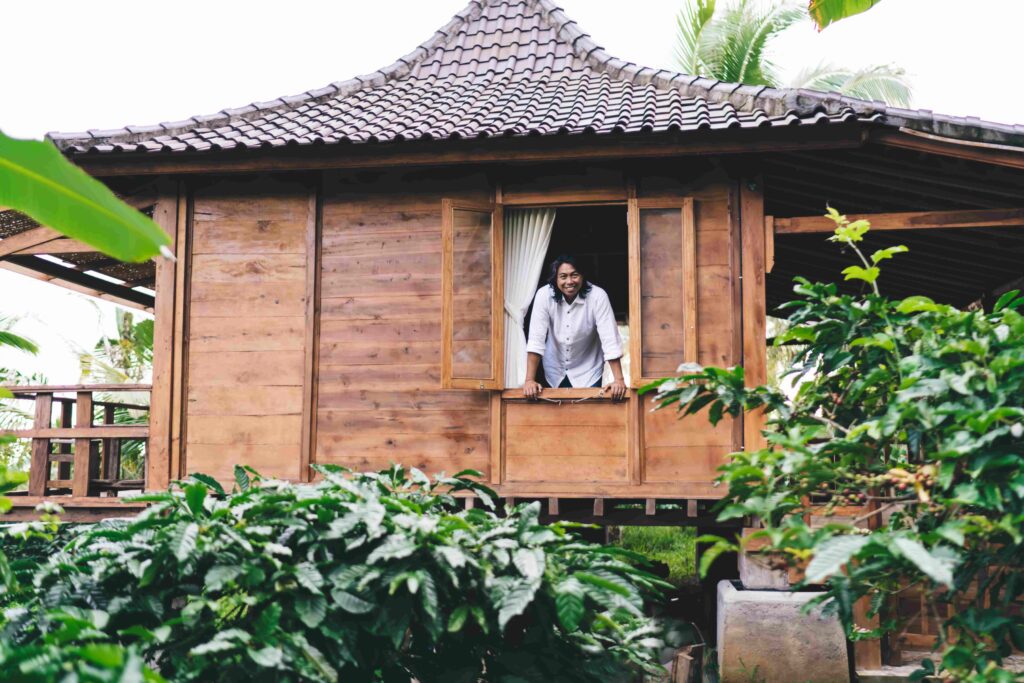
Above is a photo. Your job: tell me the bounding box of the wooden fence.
[1,384,150,498]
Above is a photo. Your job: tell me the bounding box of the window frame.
[440,198,505,390]
[628,197,697,387]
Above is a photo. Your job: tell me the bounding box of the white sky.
[2,0,1023,381]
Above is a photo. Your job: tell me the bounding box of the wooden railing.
[1,384,150,498]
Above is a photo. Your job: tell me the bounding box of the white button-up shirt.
[525,284,623,388]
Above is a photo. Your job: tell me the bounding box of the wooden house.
[3,0,1024,531]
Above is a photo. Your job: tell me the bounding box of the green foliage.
[1,466,670,682]
[808,0,883,31]
[613,526,697,587]
[645,210,1024,682]
[674,0,911,107]
[0,130,169,263]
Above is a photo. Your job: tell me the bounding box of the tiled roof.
[49,0,1024,155]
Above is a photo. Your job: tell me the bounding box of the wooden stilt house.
[3,0,1024,534]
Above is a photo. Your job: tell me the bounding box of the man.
[522,254,627,400]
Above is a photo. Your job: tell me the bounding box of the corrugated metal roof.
[48,0,1024,155]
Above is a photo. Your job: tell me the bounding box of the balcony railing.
[1,384,150,498]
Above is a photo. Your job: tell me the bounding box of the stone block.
[717,580,849,683]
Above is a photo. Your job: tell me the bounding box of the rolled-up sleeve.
[593,289,623,360]
[525,287,549,356]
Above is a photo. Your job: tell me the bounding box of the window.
[440,195,696,390]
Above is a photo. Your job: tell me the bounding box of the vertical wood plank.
[593,498,605,516]
[72,391,93,497]
[57,400,73,479]
[300,185,321,482]
[729,188,746,451]
[547,498,559,515]
[491,203,505,389]
[740,180,768,453]
[682,198,698,363]
[102,405,115,479]
[489,392,503,484]
[147,183,179,491]
[645,498,657,516]
[853,596,883,669]
[628,391,641,485]
[27,392,53,496]
[440,199,454,389]
[170,186,190,481]
[627,196,642,386]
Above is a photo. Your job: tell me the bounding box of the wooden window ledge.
[500,387,627,401]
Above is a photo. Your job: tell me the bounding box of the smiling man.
[522,254,627,400]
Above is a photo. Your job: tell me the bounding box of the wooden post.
[147,181,180,491]
[71,391,94,498]
[645,498,657,516]
[102,405,121,482]
[27,392,53,496]
[57,400,73,479]
[740,180,768,453]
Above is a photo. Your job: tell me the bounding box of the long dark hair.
[546,254,592,302]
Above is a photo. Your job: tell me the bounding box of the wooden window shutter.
[627,197,697,386]
[441,199,505,390]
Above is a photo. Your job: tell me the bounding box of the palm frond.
[674,0,717,76]
[0,316,38,355]
[788,61,851,91]
[715,0,804,86]
[839,64,913,107]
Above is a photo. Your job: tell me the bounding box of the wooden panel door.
[628,198,697,385]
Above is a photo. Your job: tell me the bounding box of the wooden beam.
[2,384,151,393]
[871,128,1024,171]
[12,237,97,255]
[74,125,868,177]
[27,392,53,496]
[741,180,768,453]
[299,186,320,482]
[764,216,775,273]
[146,181,179,492]
[0,261,152,312]
[775,207,1024,234]
[0,226,62,258]
[71,392,93,497]
[5,426,149,439]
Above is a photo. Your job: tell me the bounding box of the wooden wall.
[183,177,315,482]
[315,172,493,478]
[638,178,743,496]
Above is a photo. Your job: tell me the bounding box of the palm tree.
[0,317,40,472]
[675,0,911,107]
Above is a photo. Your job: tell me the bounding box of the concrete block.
[738,550,790,590]
[717,580,849,683]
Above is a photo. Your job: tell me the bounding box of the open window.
[441,199,504,389]
[628,198,697,386]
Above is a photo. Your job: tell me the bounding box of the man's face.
[556,262,583,300]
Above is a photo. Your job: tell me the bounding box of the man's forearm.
[608,358,624,382]
[526,352,542,382]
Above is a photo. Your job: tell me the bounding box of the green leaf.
[994,289,1021,312]
[0,130,170,262]
[448,605,470,632]
[512,547,545,580]
[248,646,284,668]
[555,578,586,632]
[498,579,541,629]
[295,593,327,628]
[78,643,125,668]
[184,483,207,515]
[808,0,883,31]
[295,562,324,592]
[870,244,908,265]
[841,264,880,284]
[188,473,225,495]
[173,522,199,562]
[234,465,251,491]
[805,535,870,583]
[332,589,375,614]
[897,295,941,314]
[892,538,956,586]
[205,565,243,591]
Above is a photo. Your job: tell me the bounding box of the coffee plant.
[647,209,1024,682]
[1,465,669,682]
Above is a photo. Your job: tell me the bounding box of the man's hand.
[606,378,627,401]
[523,380,543,399]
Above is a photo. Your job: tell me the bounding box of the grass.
[612,526,697,587]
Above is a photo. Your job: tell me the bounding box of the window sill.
[500,387,624,401]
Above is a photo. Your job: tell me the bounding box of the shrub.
[1,465,669,682]
[648,210,1024,682]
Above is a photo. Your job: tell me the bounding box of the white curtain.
[504,207,556,387]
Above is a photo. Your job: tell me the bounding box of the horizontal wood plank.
[505,455,626,483]
[318,409,488,434]
[316,388,489,412]
[775,207,1024,234]
[189,316,306,352]
[187,415,303,445]
[506,424,625,457]
[187,385,304,416]
[188,351,305,386]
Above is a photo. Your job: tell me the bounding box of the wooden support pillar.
[740,179,768,453]
[27,393,53,496]
[147,181,181,491]
[72,392,94,498]
[686,500,698,518]
[57,400,73,479]
[102,405,121,481]
[645,498,656,516]
[547,498,559,516]
[593,498,604,517]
